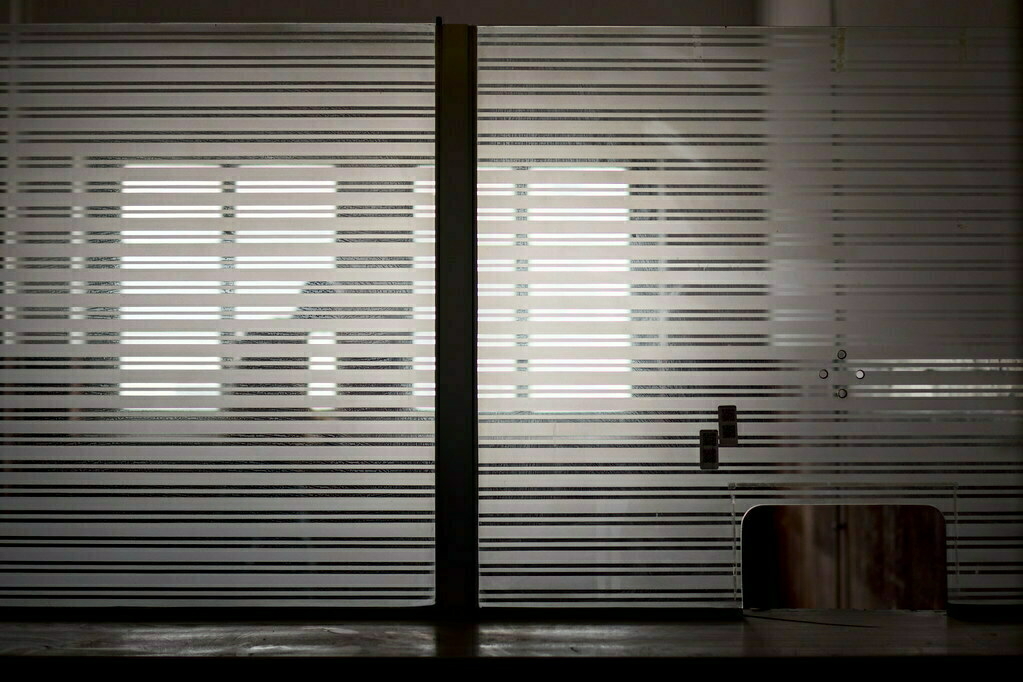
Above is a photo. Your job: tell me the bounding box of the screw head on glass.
[855,370,865,379]
[837,388,848,398]
[837,349,847,359]
[819,369,829,379]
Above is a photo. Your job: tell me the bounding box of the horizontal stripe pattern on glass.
[476,26,1022,608]
[0,23,435,607]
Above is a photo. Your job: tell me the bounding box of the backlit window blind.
[0,23,436,606]
[476,26,1022,608]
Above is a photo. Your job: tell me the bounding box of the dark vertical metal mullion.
[434,20,479,616]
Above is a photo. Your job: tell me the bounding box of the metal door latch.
[718,404,738,447]
[700,429,719,470]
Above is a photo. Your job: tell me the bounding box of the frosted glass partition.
[0,23,435,606]
[476,26,1022,607]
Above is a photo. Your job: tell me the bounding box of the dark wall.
[14,0,758,25]
[9,0,1018,26]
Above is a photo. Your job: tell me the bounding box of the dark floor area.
[0,610,1019,659]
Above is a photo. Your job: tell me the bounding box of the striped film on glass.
[0,23,436,606]
[476,26,1022,608]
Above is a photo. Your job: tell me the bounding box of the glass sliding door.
[2,20,1020,613]
[476,26,1022,608]
[0,23,436,606]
